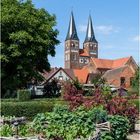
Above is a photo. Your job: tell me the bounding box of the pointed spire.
[84,15,97,43]
[65,11,79,41]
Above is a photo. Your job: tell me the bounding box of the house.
[42,67,75,84]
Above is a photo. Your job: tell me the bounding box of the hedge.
[1,101,54,120]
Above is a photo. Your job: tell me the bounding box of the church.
[43,12,138,89]
[65,12,98,69]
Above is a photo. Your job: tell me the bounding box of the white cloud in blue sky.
[133,35,140,42]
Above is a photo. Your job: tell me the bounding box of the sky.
[32,0,139,67]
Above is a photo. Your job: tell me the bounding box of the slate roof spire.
[65,11,79,41]
[84,15,97,43]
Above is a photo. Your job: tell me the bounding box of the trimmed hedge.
[1,101,54,119]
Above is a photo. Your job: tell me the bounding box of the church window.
[74,54,77,60]
[71,54,77,61]
[67,54,70,60]
[65,54,67,61]
[80,59,83,63]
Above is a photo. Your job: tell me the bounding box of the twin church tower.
[64,12,98,69]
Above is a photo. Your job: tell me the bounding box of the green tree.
[91,74,105,87]
[1,0,60,95]
[131,67,139,92]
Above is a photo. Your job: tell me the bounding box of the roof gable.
[73,68,89,83]
[79,49,89,57]
[42,67,74,82]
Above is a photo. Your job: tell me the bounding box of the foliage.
[17,89,31,101]
[131,67,139,92]
[0,124,13,137]
[1,101,54,119]
[131,98,139,110]
[1,0,60,95]
[43,78,61,98]
[63,82,138,132]
[1,107,131,139]
[31,105,108,139]
[100,131,113,140]
[108,115,130,140]
[0,116,31,137]
[91,73,106,86]
[72,78,83,90]
[63,81,84,110]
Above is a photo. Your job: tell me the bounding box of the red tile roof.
[79,49,89,57]
[73,68,89,83]
[112,57,130,68]
[91,56,131,69]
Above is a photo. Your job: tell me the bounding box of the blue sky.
[32,0,139,67]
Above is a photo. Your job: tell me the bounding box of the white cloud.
[78,24,119,35]
[78,25,87,33]
[95,25,115,35]
[133,35,140,41]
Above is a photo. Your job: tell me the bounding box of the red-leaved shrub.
[63,82,138,131]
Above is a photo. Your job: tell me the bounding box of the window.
[84,59,89,64]
[65,54,67,61]
[67,54,70,60]
[80,59,83,63]
[71,54,77,61]
[59,76,63,80]
[120,77,125,86]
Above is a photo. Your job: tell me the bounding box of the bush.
[43,79,61,98]
[31,105,109,139]
[17,89,31,101]
[109,115,130,140]
[131,99,139,110]
[1,101,54,119]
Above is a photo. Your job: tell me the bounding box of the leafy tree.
[131,67,139,92]
[91,74,106,87]
[73,78,83,90]
[1,0,60,95]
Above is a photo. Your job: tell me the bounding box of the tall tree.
[1,0,60,95]
[131,67,139,92]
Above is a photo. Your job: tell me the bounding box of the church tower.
[83,15,98,58]
[65,12,80,69]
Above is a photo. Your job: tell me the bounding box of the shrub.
[63,82,138,132]
[63,81,84,110]
[131,99,139,110]
[0,116,31,137]
[0,124,13,137]
[33,106,100,140]
[43,78,61,98]
[108,115,130,140]
[17,89,31,101]
[31,105,109,139]
[1,101,54,119]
